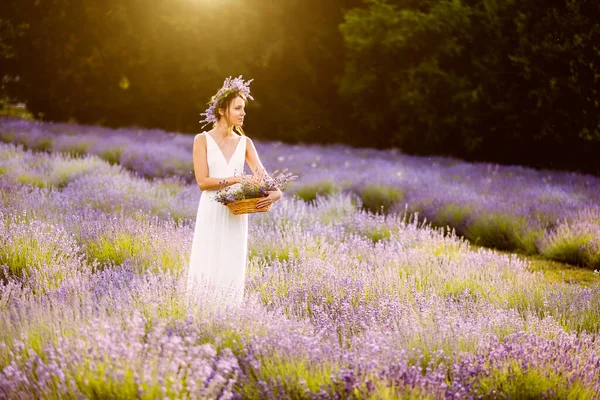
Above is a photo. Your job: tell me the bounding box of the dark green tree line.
[340,0,600,173]
[1,0,359,141]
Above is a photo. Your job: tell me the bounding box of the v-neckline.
[207,133,243,165]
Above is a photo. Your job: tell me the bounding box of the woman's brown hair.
[215,90,247,136]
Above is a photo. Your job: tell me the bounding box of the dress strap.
[204,132,215,149]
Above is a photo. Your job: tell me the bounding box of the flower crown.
[199,75,254,128]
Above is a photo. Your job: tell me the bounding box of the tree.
[1,0,362,142]
[0,16,28,101]
[340,0,600,173]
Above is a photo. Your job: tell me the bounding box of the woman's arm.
[244,136,267,176]
[193,134,240,191]
[245,137,282,208]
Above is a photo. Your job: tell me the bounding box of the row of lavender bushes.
[1,142,599,398]
[1,117,600,269]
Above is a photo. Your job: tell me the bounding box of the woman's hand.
[255,190,281,209]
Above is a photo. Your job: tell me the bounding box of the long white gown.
[186,133,248,306]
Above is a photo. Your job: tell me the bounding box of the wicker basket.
[226,197,272,215]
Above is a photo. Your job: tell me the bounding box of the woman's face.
[221,96,246,127]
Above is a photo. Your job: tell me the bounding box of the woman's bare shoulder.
[194,132,208,143]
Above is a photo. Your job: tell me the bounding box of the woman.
[186,76,281,306]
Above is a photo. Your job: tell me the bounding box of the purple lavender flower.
[1,120,600,398]
[199,76,254,129]
[214,169,298,205]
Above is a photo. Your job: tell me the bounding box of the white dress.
[186,133,248,306]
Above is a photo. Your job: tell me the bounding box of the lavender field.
[2,118,600,268]
[1,118,600,398]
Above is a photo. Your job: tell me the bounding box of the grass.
[470,244,600,286]
[64,142,90,157]
[100,147,124,165]
[294,181,339,202]
[361,225,392,243]
[436,203,471,228]
[16,173,46,188]
[241,356,339,399]
[474,362,597,399]
[0,220,74,282]
[50,156,109,188]
[83,230,185,273]
[465,214,539,254]
[541,231,600,269]
[0,101,35,120]
[358,184,404,214]
[33,137,54,152]
[526,256,599,286]
[83,231,147,267]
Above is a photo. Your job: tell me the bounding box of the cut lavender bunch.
[214,169,297,206]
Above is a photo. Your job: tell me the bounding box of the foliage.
[474,362,596,399]
[340,0,600,173]
[464,213,540,254]
[294,181,339,202]
[0,0,359,141]
[539,215,600,269]
[357,183,404,214]
[0,17,28,101]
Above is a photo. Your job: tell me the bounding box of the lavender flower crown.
[199,75,254,129]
